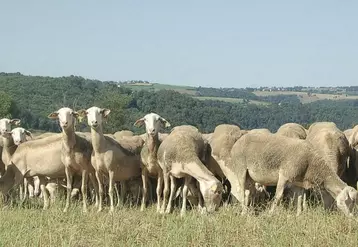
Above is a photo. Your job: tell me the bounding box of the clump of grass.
[1,199,358,247]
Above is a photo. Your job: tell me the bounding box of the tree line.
[1,73,358,134]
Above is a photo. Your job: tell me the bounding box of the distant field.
[193,96,269,105]
[123,84,358,105]
[254,90,358,104]
[123,83,197,95]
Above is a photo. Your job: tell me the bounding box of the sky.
[0,1,357,88]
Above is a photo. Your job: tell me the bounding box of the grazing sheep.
[344,126,358,188]
[276,123,307,139]
[78,106,141,212]
[306,122,350,209]
[208,124,268,206]
[231,132,357,216]
[134,113,171,212]
[157,125,223,215]
[276,123,308,215]
[48,107,98,212]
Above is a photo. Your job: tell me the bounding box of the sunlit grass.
[1,197,358,247]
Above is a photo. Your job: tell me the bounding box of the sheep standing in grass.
[231,132,357,216]
[157,125,223,215]
[0,133,65,210]
[78,106,141,212]
[134,113,171,212]
[48,107,98,213]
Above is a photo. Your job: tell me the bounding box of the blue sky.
[1,1,357,88]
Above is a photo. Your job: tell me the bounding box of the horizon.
[1,1,357,88]
[1,71,357,90]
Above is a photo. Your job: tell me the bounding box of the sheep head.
[200,180,223,213]
[77,106,110,129]
[0,118,21,136]
[7,127,32,145]
[134,113,170,137]
[48,107,79,130]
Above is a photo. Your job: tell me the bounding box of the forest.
[1,72,358,134]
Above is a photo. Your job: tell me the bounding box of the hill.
[1,72,358,134]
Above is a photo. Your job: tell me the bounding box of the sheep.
[77,106,141,212]
[231,132,357,217]
[344,125,358,188]
[113,130,134,140]
[276,123,307,139]
[0,118,21,168]
[0,134,66,210]
[48,107,99,213]
[306,122,350,210]
[207,124,268,207]
[134,113,171,212]
[276,123,308,215]
[248,128,271,134]
[157,125,223,215]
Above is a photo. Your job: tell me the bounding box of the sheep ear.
[160,117,171,128]
[101,109,111,118]
[10,119,21,126]
[134,118,145,127]
[48,112,59,119]
[77,109,87,117]
[25,130,33,139]
[3,131,12,137]
[72,111,80,118]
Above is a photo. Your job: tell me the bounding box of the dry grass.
[1,199,358,247]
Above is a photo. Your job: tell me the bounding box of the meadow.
[1,200,358,247]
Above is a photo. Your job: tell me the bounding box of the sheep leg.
[63,167,73,213]
[81,170,88,213]
[160,172,170,214]
[120,181,127,205]
[23,178,29,201]
[89,173,99,208]
[237,169,248,215]
[269,174,288,214]
[108,170,115,213]
[140,168,148,211]
[39,176,49,210]
[19,182,24,201]
[27,178,35,198]
[303,191,307,211]
[114,182,120,206]
[156,173,163,212]
[180,176,191,216]
[165,175,176,214]
[95,171,103,212]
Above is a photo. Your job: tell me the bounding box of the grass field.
[193,96,269,106]
[1,200,358,247]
